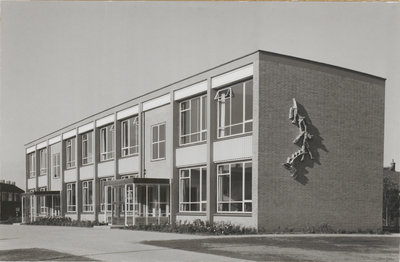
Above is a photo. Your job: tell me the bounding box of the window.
[82,180,93,212]
[100,125,114,161]
[28,153,36,178]
[39,187,47,214]
[180,95,207,145]
[1,192,7,201]
[52,153,60,178]
[8,192,13,202]
[121,117,139,157]
[66,138,76,169]
[67,183,76,212]
[152,123,166,161]
[82,132,93,165]
[217,161,252,213]
[100,177,113,212]
[215,79,253,138]
[179,167,207,212]
[14,193,19,202]
[40,149,47,176]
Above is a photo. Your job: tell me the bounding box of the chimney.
[11,182,15,185]
[5,181,11,184]
[390,159,396,171]
[0,180,4,183]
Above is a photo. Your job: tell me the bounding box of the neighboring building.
[0,180,24,220]
[22,50,385,232]
[383,160,399,228]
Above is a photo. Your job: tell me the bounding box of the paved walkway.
[0,225,399,261]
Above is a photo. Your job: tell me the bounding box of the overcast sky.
[1,2,399,190]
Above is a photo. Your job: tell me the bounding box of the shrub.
[26,217,97,228]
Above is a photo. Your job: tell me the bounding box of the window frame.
[82,131,93,165]
[215,79,253,139]
[100,124,115,161]
[121,116,139,157]
[39,149,47,176]
[151,123,166,161]
[100,177,113,212]
[28,152,36,178]
[66,138,76,169]
[39,187,47,214]
[52,153,60,179]
[66,183,76,212]
[82,180,94,212]
[179,166,207,212]
[179,94,207,146]
[217,161,252,213]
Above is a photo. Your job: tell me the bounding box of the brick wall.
[257,52,385,232]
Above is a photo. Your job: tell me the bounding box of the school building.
[22,50,385,231]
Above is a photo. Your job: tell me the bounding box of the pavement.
[0,225,399,261]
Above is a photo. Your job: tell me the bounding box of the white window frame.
[82,132,93,165]
[179,166,207,212]
[53,153,60,178]
[66,138,76,169]
[179,95,207,145]
[39,187,47,214]
[217,161,252,213]
[29,152,36,178]
[67,183,76,212]
[100,125,115,161]
[82,180,93,212]
[121,117,139,157]
[100,177,113,212]
[151,123,166,161]
[40,149,47,176]
[215,79,253,139]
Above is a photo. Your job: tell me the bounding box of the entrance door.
[111,186,125,225]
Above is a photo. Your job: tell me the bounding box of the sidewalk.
[0,225,398,261]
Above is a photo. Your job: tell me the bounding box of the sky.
[1,2,399,190]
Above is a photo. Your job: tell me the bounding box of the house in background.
[22,50,385,232]
[383,160,399,230]
[0,180,24,221]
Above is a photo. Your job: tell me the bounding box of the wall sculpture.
[282,98,313,179]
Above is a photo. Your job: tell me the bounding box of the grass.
[0,248,97,261]
[143,236,400,261]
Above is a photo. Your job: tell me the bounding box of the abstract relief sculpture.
[282,98,313,179]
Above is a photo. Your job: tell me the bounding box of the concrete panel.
[174,81,207,101]
[63,129,76,140]
[118,156,139,174]
[96,114,114,127]
[213,216,255,228]
[212,64,253,89]
[36,141,47,150]
[143,94,170,111]
[64,169,77,183]
[176,144,207,167]
[51,178,62,191]
[27,178,36,190]
[213,136,252,163]
[65,214,78,220]
[176,215,207,223]
[80,213,95,221]
[117,105,139,120]
[80,165,94,180]
[26,146,35,154]
[78,122,94,134]
[49,136,61,145]
[98,161,115,178]
[38,175,48,188]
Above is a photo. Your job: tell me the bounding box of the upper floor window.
[121,117,139,157]
[1,192,7,201]
[8,192,13,202]
[217,161,252,213]
[66,138,76,169]
[100,125,114,161]
[215,79,253,138]
[82,132,93,165]
[152,123,166,161]
[14,193,19,202]
[52,153,60,178]
[179,166,207,212]
[40,149,47,176]
[82,180,93,212]
[28,152,36,178]
[180,95,207,145]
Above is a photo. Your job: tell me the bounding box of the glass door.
[111,185,125,225]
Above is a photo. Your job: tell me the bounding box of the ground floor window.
[67,183,76,212]
[217,161,252,213]
[82,180,93,211]
[100,178,112,212]
[39,187,47,214]
[135,184,170,219]
[179,166,207,212]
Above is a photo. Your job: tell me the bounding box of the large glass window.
[28,153,36,178]
[121,117,139,157]
[82,132,93,165]
[152,123,166,161]
[67,183,76,212]
[179,167,207,212]
[82,180,93,211]
[180,95,207,145]
[52,153,60,178]
[66,138,76,169]
[39,149,47,176]
[100,125,115,161]
[100,177,113,212]
[217,161,252,213]
[1,192,7,201]
[39,187,47,214]
[215,79,253,138]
